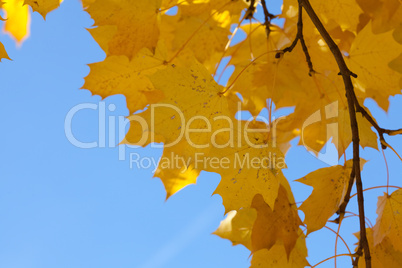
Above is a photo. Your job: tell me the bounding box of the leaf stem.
[351,92,402,150]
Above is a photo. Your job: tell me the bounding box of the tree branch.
[260,0,275,37]
[298,0,371,267]
[351,91,402,149]
[335,165,355,223]
[275,2,315,76]
[244,0,256,20]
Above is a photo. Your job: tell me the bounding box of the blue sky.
[1,1,401,268]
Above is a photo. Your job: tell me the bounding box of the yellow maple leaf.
[171,15,230,64]
[158,0,246,70]
[310,0,363,31]
[227,23,286,66]
[296,160,366,234]
[123,59,230,147]
[250,233,309,268]
[83,44,168,113]
[373,189,402,253]
[348,21,402,111]
[211,126,286,212]
[356,0,402,34]
[356,228,402,268]
[251,185,302,257]
[250,43,377,157]
[153,141,200,198]
[213,208,257,251]
[84,0,161,59]
[214,178,299,253]
[86,25,117,54]
[2,0,30,43]
[179,0,246,24]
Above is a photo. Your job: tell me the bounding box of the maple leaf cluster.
[1,0,402,267]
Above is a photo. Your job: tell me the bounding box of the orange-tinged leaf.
[251,185,302,257]
[356,228,402,268]
[373,189,402,253]
[0,41,11,61]
[3,0,30,43]
[394,24,402,44]
[296,160,366,234]
[24,0,59,18]
[357,0,402,34]
[213,208,257,250]
[87,25,117,54]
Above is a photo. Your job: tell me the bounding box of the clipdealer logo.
[64,100,339,169]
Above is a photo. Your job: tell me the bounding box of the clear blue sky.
[1,1,401,268]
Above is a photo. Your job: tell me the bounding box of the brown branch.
[299,0,371,267]
[335,165,355,223]
[351,91,402,149]
[244,0,256,20]
[260,0,275,37]
[275,2,315,76]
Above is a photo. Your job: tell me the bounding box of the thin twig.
[335,165,355,223]
[275,2,315,76]
[351,91,402,149]
[260,0,275,37]
[299,0,371,267]
[245,0,256,20]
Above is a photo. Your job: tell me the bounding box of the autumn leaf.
[213,208,257,250]
[211,121,286,212]
[84,0,161,59]
[250,233,309,268]
[83,43,168,113]
[123,59,230,147]
[348,21,402,111]
[159,0,246,69]
[0,41,11,61]
[356,0,402,34]
[3,0,402,267]
[24,0,59,18]
[153,141,200,198]
[2,0,30,42]
[356,228,402,268]
[251,185,302,257]
[296,160,366,234]
[308,0,362,31]
[372,189,402,253]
